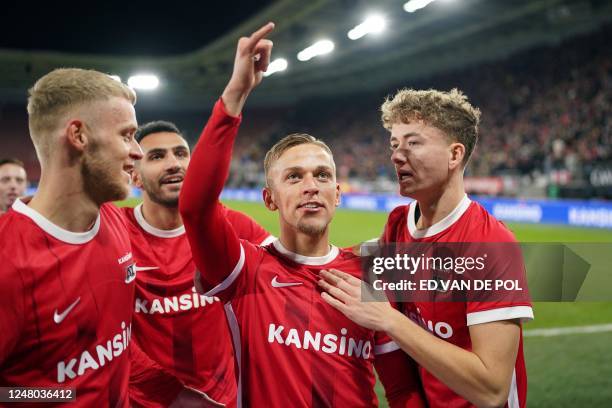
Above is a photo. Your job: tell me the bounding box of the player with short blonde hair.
[27,68,135,161]
[180,23,426,408]
[1,68,146,406]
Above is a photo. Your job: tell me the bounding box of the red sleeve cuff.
[215,98,243,124]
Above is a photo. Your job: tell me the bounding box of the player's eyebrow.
[121,124,138,135]
[146,148,167,156]
[283,166,304,173]
[283,165,333,173]
[390,131,422,143]
[314,165,334,173]
[400,131,421,139]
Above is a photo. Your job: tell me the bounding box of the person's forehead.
[0,164,26,177]
[140,132,189,152]
[95,97,137,127]
[389,121,445,139]
[273,144,334,169]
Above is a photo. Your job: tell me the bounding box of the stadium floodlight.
[109,75,122,82]
[127,74,159,90]
[263,58,288,77]
[297,40,335,62]
[347,15,386,40]
[404,0,437,13]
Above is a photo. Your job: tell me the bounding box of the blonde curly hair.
[381,88,481,164]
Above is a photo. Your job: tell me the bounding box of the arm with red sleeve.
[129,340,184,407]
[130,330,224,407]
[179,22,274,299]
[223,204,275,245]
[179,99,245,298]
[0,254,24,366]
[374,333,427,408]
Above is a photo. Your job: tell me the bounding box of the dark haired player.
[126,120,273,407]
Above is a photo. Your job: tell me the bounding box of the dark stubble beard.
[81,142,129,205]
[141,175,179,208]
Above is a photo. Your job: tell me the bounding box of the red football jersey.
[123,203,272,406]
[0,199,136,407]
[179,99,426,408]
[381,195,534,408]
[212,240,401,407]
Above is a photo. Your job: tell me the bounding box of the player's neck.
[415,181,465,230]
[28,171,100,232]
[141,199,183,230]
[279,226,331,257]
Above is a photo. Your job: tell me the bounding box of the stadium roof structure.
[1,0,611,110]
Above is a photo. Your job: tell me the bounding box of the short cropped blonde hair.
[263,133,334,187]
[381,88,481,163]
[27,68,136,158]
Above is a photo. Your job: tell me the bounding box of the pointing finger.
[245,22,275,52]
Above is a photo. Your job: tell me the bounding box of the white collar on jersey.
[134,203,185,238]
[11,198,101,244]
[272,239,340,266]
[407,194,472,239]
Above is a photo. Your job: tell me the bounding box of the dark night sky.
[1,0,273,56]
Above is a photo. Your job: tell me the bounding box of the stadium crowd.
[227,25,611,195]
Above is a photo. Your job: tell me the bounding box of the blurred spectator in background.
[0,158,27,215]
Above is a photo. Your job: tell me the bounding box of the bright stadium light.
[263,58,288,77]
[347,15,386,40]
[297,40,335,62]
[127,74,159,90]
[404,0,437,13]
[109,74,122,82]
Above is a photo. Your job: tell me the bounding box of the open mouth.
[298,201,324,211]
[160,175,184,185]
[397,170,414,181]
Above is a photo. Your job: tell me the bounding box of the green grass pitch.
[117,198,612,407]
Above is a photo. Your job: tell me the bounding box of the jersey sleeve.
[0,254,25,365]
[374,340,427,408]
[381,205,408,244]
[465,226,533,326]
[129,341,184,407]
[179,98,249,302]
[373,330,400,356]
[223,204,274,245]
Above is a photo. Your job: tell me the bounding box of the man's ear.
[132,167,144,188]
[263,187,278,211]
[66,119,88,152]
[335,183,341,207]
[449,142,466,171]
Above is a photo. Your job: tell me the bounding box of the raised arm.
[223,204,275,245]
[179,23,274,296]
